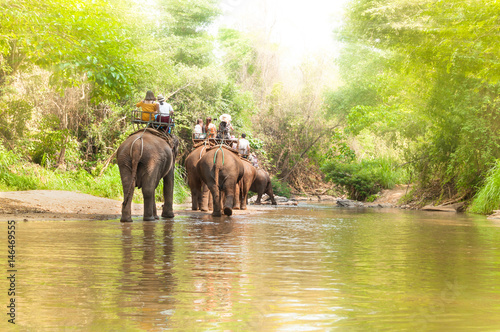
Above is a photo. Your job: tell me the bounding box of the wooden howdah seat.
[192,134,238,149]
[131,109,174,133]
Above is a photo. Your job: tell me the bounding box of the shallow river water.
[2,204,500,331]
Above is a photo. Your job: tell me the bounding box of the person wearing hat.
[156,94,174,125]
[218,113,233,139]
[136,90,159,121]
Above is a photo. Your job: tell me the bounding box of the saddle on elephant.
[206,143,239,155]
[128,128,176,149]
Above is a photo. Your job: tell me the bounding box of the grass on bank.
[469,160,500,215]
[0,146,190,204]
[321,156,409,201]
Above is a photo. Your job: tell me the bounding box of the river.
[2,204,500,331]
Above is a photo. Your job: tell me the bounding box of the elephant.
[250,168,277,205]
[197,145,244,217]
[185,143,212,211]
[117,129,179,222]
[233,158,257,210]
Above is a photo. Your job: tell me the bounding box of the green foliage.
[0,142,190,203]
[218,28,257,81]
[0,146,39,190]
[161,0,221,67]
[154,165,190,204]
[469,160,500,215]
[0,99,32,141]
[1,0,139,101]
[332,0,500,200]
[322,157,407,201]
[324,129,356,163]
[270,176,291,198]
[29,115,63,166]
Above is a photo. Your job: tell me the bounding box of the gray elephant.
[250,169,277,205]
[233,158,256,210]
[185,143,212,211]
[197,145,244,216]
[117,129,179,222]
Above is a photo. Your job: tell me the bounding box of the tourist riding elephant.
[185,143,212,211]
[233,158,257,210]
[197,146,244,216]
[117,129,179,222]
[250,169,277,205]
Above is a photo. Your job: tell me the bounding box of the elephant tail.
[123,137,143,208]
[213,149,222,191]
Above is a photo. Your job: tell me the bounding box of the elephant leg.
[266,183,277,205]
[233,182,240,210]
[221,191,226,215]
[255,192,262,205]
[143,186,156,221]
[191,187,199,210]
[120,175,134,222]
[208,190,213,210]
[196,187,203,210]
[200,183,210,212]
[162,168,175,218]
[205,177,221,217]
[223,179,237,216]
[142,187,155,221]
[240,185,249,210]
[153,203,159,220]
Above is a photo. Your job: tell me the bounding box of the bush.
[469,160,500,215]
[0,143,190,204]
[271,176,292,198]
[154,164,190,204]
[321,157,407,201]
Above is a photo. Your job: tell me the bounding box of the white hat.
[157,94,165,102]
[219,114,231,122]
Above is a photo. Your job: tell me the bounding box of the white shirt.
[194,124,203,134]
[238,138,250,154]
[158,102,173,116]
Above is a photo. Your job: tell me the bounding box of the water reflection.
[119,221,176,330]
[1,206,500,330]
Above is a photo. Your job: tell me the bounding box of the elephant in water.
[234,158,257,210]
[250,168,277,205]
[185,143,212,211]
[117,129,179,222]
[197,145,244,217]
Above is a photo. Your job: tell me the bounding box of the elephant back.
[128,128,177,151]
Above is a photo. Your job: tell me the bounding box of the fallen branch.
[99,149,118,177]
[281,120,343,182]
[166,83,193,99]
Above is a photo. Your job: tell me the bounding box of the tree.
[0,0,139,100]
[331,0,500,201]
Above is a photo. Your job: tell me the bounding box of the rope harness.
[129,125,149,160]
[200,139,209,160]
[127,127,176,163]
[213,141,225,165]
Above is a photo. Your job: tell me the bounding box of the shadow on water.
[2,204,500,330]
